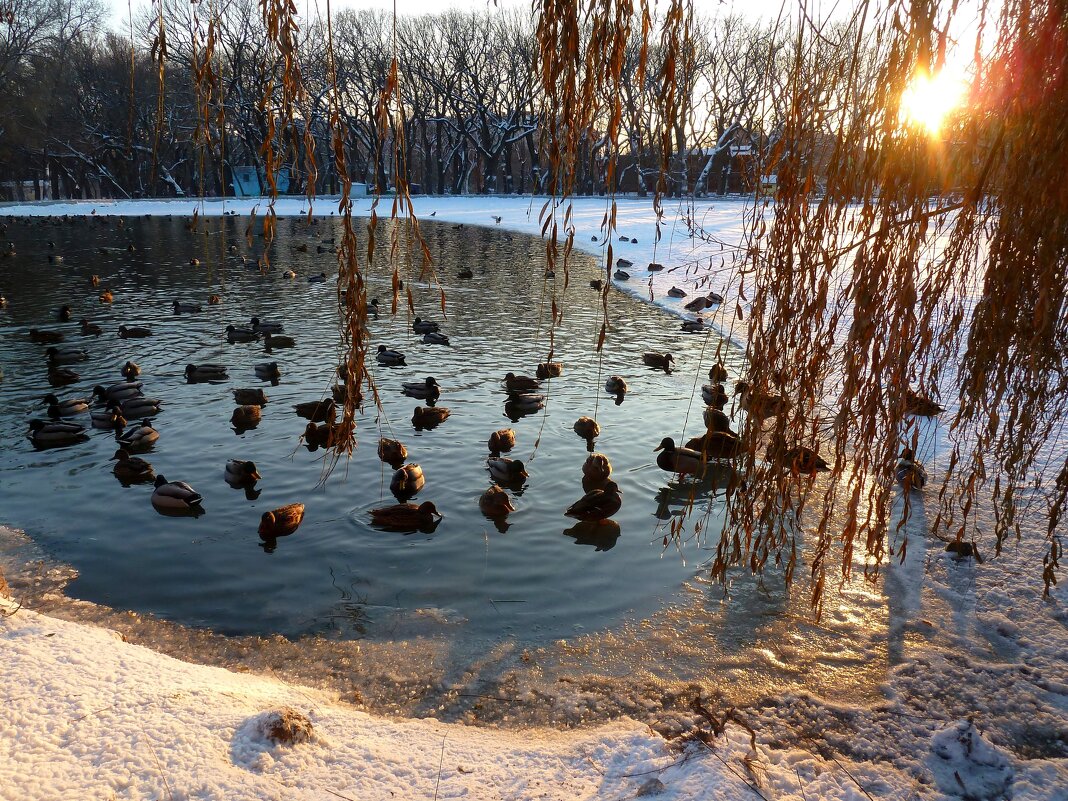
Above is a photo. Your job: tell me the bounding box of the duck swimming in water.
[151,475,203,512]
[565,480,622,522]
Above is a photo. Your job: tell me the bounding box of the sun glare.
[899,69,967,136]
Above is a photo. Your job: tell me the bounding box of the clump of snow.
[928,721,1014,799]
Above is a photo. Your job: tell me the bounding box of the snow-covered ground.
[2,195,1066,800]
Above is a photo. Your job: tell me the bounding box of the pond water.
[0,213,888,716]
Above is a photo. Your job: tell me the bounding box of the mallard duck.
[231,405,262,429]
[225,459,261,486]
[99,289,114,303]
[378,438,408,467]
[370,501,441,530]
[684,296,710,312]
[654,437,707,476]
[173,300,202,313]
[488,428,516,454]
[254,362,282,381]
[120,396,162,417]
[734,381,790,420]
[294,242,308,253]
[685,430,743,459]
[895,448,927,488]
[376,345,406,365]
[504,372,540,393]
[616,258,633,269]
[487,457,527,483]
[767,435,830,474]
[122,361,140,380]
[304,421,339,449]
[681,319,705,333]
[233,388,268,406]
[702,383,729,408]
[708,363,729,383]
[905,389,944,417]
[48,366,79,386]
[642,352,674,372]
[250,317,284,334]
[42,393,89,417]
[208,294,222,305]
[92,407,126,429]
[422,331,450,346]
[668,286,687,298]
[118,325,152,338]
[28,419,87,446]
[80,319,102,336]
[264,332,296,349]
[402,377,440,401]
[391,463,425,496]
[89,275,101,287]
[259,503,305,538]
[184,363,227,382]
[45,346,88,364]
[48,254,64,264]
[226,325,259,343]
[412,317,440,334]
[574,416,600,443]
[457,267,474,279]
[367,298,381,318]
[703,406,734,434]
[29,328,64,344]
[111,448,154,482]
[479,485,515,518]
[308,272,327,283]
[582,453,613,485]
[282,269,297,279]
[94,381,143,403]
[536,362,563,379]
[412,405,450,430]
[506,393,545,413]
[706,291,725,304]
[647,262,664,272]
[188,258,201,267]
[116,418,159,450]
[293,399,335,422]
[565,480,622,522]
[151,475,203,511]
[590,278,604,291]
[58,305,72,321]
[605,376,627,398]
[544,269,555,279]
[614,269,630,280]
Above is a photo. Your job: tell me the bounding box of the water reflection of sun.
[899,68,968,136]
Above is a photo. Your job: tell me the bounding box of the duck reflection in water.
[562,519,621,551]
[653,463,738,521]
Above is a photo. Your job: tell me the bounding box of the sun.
[898,68,968,136]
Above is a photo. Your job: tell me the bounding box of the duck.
[79,319,103,336]
[226,325,260,343]
[307,272,327,283]
[45,346,88,364]
[706,291,725,304]
[604,376,627,398]
[116,419,159,450]
[702,383,729,408]
[708,363,729,383]
[654,437,708,476]
[225,459,261,486]
[505,393,545,413]
[667,286,687,298]
[370,501,442,530]
[402,377,441,401]
[304,421,339,449]
[616,258,633,269]
[111,448,154,482]
[48,366,79,386]
[233,388,269,406]
[681,319,705,333]
[118,325,152,338]
[457,267,474,279]
[487,457,528,483]
[684,430,743,459]
[895,448,928,489]
[231,405,262,429]
[536,362,563,379]
[42,394,89,417]
[734,381,790,420]
[58,305,73,322]
[293,399,336,422]
[642,352,674,372]
[378,438,408,467]
[120,396,163,417]
[121,361,141,380]
[173,300,202,313]
[590,279,604,291]
[99,289,114,303]
[614,269,630,280]
[767,435,830,474]
[28,419,87,446]
[412,405,450,430]
[250,317,284,334]
[479,485,515,518]
[93,381,143,403]
[412,317,439,334]
[488,428,516,454]
[905,389,944,417]
[91,405,126,428]
[423,331,450,346]
[208,294,222,305]
[254,362,281,382]
[89,275,100,287]
[188,258,201,267]
[504,372,540,393]
[376,345,406,365]
[29,328,64,344]
[390,463,425,497]
[684,296,711,312]
[582,453,613,487]
[565,481,622,522]
[48,254,64,264]
[367,298,381,318]
[185,363,228,382]
[574,416,601,444]
[282,269,297,279]
[151,475,203,512]
[264,332,296,349]
[703,406,734,434]
[259,504,305,538]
